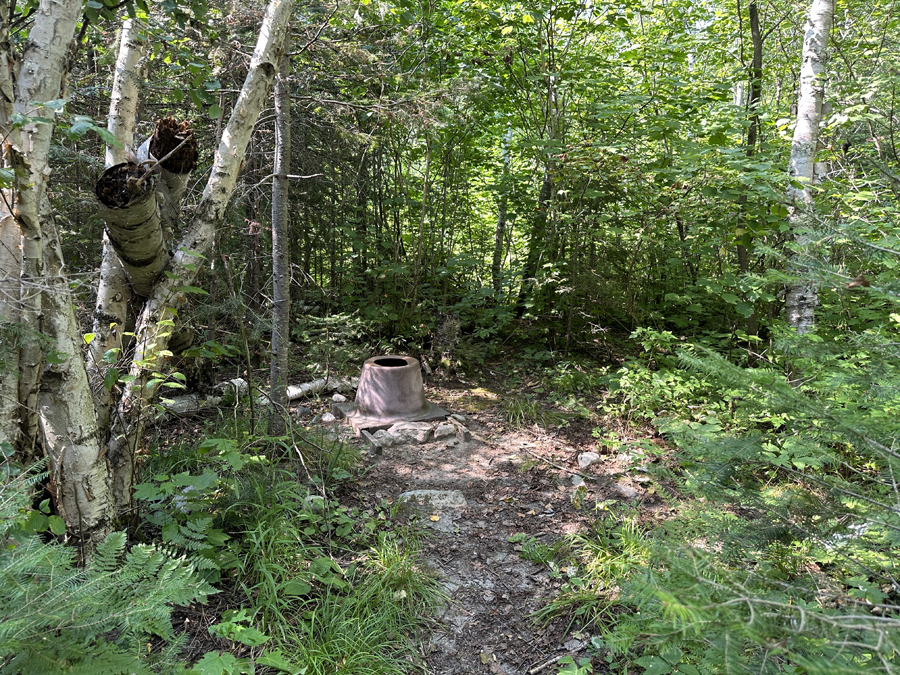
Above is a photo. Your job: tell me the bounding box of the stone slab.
[334,401,449,435]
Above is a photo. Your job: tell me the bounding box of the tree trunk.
[0,0,116,555]
[106,0,295,509]
[785,0,834,335]
[516,168,553,318]
[90,20,144,433]
[737,0,762,344]
[491,126,512,298]
[269,54,291,436]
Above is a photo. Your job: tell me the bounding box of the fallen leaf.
[480,651,493,665]
[430,515,440,521]
[847,274,871,289]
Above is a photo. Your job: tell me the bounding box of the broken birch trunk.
[94,118,198,297]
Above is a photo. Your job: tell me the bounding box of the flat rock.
[332,393,348,402]
[398,489,467,532]
[388,421,434,444]
[613,483,639,499]
[293,405,312,420]
[320,412,336,423]
[398,489,468,510]
[577,452,600,469]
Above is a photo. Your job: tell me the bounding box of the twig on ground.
[527,654,562,674]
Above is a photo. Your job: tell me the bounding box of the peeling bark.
[107,0,295,509]
[91,19,146,434]
[0,0,116,554]
[96,163,166,297]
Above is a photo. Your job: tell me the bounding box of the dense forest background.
[2,0,900,672]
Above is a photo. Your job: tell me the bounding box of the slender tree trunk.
[269,55,291,436]
[492,126,512,298]
[516,168,553,318]
[0,214,23,453]
[409,138,432,312]
[91,19,146,438]
[106,0,295,509]
[737,0,762,343]
[785,0,833,335]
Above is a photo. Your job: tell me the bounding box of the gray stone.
[398,489,468,532]
[321,412,336,423]
[372,429,398,447]
[293,405,312,420]
[613,483,639,499]
[577,452,600,470]
[361,429,383,454]
[398,489,467,510]
[388,421,434,444]
[434,422,456,440]
[455,424,472,442]
[332,393,348,403]
[449,413,468,423]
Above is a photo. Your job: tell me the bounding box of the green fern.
[0,470,216,675]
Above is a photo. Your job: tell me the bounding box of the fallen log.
[286,377,358,400]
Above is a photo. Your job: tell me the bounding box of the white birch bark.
[3,0,115,552]
[785,0,834,335]
[9,0,84,452]
[269,54,291,435]
[91,19,145,433]
[107,0,295,508]
[0,214,21,451]
[96,169,166,297]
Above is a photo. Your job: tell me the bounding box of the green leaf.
[282,579,312,596]
[48,515,66,535]
[179,285,209,295]
[104,368,120,392]
[45,349,67,365]
[188,651,240,675]
[634,655,673,675]
[256,650,307,674]
[208,104,223,119]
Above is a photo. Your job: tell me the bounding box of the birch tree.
[785,0,834,334]
[0,0,296,555]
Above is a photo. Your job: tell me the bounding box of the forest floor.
[339,372,673,675]
[157,366,674,673]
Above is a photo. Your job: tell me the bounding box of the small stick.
[527,655,562,674]
[134,133,193,187]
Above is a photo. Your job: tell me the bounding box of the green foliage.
[0,467,215,675]
[557,656,593,674]
[535,513,651,631]
[503,396,568,429]
[591,284,900,672]
[134,465,234,580]
[284,532,443,675]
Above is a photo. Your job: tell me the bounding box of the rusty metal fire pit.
[334,355,448,433]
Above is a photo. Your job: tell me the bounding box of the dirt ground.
[156,369,667,673]
[342,375,667,675]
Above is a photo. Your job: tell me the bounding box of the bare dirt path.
[342,377,663,675]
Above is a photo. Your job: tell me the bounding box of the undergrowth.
[131,409,441,675]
